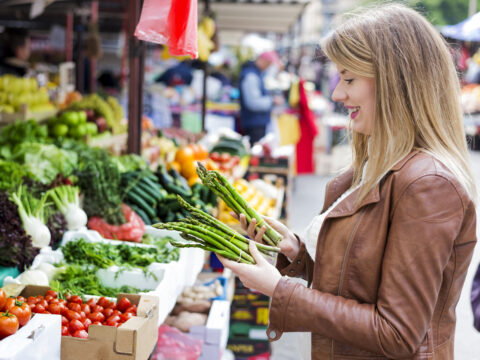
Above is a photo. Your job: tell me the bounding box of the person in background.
[239,51,281,146]
[219,4,477,359]
[0,28,31,76]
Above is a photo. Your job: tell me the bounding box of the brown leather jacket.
[268,151,477,359]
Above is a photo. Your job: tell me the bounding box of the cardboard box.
[18,285,159,360]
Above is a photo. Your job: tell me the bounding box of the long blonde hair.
[322,3,477,204]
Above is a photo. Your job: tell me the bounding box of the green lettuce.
[13,143,78,184]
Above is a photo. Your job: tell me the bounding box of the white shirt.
[303,184,361,259]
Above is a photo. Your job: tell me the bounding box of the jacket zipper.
[331,210,366,360]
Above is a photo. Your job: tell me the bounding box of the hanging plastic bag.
[134,0,198,58]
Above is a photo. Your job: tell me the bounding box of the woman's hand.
[234,213,301,260]
[218,240,282,297]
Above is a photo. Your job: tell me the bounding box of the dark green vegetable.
[197,163,281,246]
[51,265,147,297]
[76,147,125,225]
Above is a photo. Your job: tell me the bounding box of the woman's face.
[332,66,376,136]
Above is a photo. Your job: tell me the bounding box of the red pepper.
[87,204,145,242]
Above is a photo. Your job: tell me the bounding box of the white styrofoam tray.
[0,314,61,360]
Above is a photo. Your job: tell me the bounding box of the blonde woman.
[219,4,477,359]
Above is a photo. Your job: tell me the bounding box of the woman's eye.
[345,79,354,84]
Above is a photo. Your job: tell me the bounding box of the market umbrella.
[442,12,480,41]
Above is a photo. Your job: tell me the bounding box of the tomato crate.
[16,285,159,360]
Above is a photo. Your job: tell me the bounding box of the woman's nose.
[331,84,346,102]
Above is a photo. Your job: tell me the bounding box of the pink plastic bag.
[151,325,203,360]
[134,0,198,58]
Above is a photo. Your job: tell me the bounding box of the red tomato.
[86,299,97,308]
[61,325,69,336]
[35,295,44,302]
[67,303,81,313]
[103,308,114,318]
[49,299,60,305]
[105,314,121,327]
[65,310,81,322]
[69,319,84,333]
[83,318,92,330]
[111,310,121,317]
[8,300,31,327]
[0,311,19,339]
[37,299,48,308]
[125,305,137,315]
[47,303,61,315]
[87,312,105,323]
[26,296,38,305]
[33,304,45,314]
[44,295,53,302]
[61,316,69,326]
[72,330,88,339]
[120,312,133,323]
[80,311,86,321]
[97,297,109,308]
[45,290,58,299]
[81,304,91,315]
[69,296,83,305]
[92,321,102,326]
[92,305,104,313]
[16,296,25,303]
[116,297,131,313]
[0,289,7,311]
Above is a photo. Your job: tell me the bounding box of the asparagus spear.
[197,162,282,246]
[170,235,253,264]
[154,222,255,263]
[176,196,280,255]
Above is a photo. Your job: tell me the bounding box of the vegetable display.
[154,196,280,264]
[196,163,282,246]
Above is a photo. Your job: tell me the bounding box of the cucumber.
[126,192,156,218]
[136,181,164,200]
[129,186,156,206]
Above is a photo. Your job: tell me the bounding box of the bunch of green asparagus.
[196,162,282,246]
[153,196,280,264]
